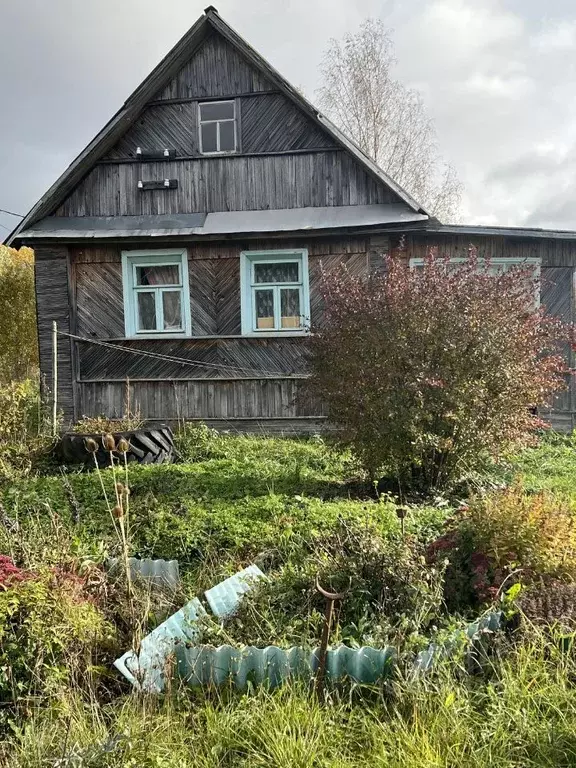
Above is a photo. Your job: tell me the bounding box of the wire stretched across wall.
[57,329,306,379]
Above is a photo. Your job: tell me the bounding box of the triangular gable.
[8,7,427,244]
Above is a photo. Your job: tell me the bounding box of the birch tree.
[317,19,462,222]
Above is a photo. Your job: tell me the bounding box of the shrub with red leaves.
[0,555,27,588]
[307,248,571,491]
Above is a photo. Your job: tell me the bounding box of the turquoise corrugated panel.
[177,644,396,690]
[205,565,266,618]
[107,557,180,590]
[114,596,206,692]
[413,610,503,674]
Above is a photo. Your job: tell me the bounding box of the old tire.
[58,426,174,468]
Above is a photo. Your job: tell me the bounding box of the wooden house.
[7,7,576,432]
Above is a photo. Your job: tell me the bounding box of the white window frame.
[121,249,191,338]
[240,249,311,336]
[409,256,541,304]
[198,99,237,155]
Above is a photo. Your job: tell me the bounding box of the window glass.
[254,262,299,284]
[280,288,301,328]
[137,292,156,331]
[200,101,235,121]
[218,120,236,152]
[255,289,275,329]
[162,291,182,330]
[136,264,180,286]
[200,122,218,153]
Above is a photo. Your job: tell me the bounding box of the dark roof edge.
[423,223,576,241]
[7,8,426,245]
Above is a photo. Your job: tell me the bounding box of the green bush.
[0,570,113,726]
[0,245,37,383]
[0,379,54,481]
[428,483,576,611]
[203,518,447,649]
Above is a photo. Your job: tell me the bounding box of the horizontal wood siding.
[55,153,396,217]
[34,245,74,422]
[79,379,325,420]
[153,33,273,100]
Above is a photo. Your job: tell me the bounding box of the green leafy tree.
[0,245,37,382]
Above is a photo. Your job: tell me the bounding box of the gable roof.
[7,7,428,245]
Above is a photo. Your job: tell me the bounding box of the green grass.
[4,429,576,765]
[5,635,576,767]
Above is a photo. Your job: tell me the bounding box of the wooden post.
[52,321,58,436]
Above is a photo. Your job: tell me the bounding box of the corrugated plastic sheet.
[177,644,395,689]
[205,565,266,618]
[107,557,180,590]
[114,597,205,693]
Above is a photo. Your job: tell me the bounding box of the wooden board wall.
[52,31,402,219]
[55,153,396,217]
[34,245,75,421]
[68,236,371,423]
[105,94,336,160]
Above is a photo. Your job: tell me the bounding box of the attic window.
[199,100,237,154]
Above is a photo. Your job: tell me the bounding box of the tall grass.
[5,634,576,768]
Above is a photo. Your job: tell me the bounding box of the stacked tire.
[58,427,174,468]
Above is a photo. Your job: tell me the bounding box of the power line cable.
[0,208,24,218]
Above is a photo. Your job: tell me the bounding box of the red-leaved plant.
[307,247,571,491]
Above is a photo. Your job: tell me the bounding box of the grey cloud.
[2,0,576,236]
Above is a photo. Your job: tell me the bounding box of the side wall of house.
[34,230,576,432]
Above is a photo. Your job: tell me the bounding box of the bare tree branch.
[317,19,463,222]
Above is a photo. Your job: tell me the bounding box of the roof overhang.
[18,205,428,240]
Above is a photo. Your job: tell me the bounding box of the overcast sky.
[2,0,576,238]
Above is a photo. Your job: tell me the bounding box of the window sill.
[92,333,310,342]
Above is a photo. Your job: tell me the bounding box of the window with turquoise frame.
[240,249,310,335]
[121,249,191,337]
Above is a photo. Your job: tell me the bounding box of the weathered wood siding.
[34,230,576,430]
[153,33,273,100]
[55,153,396,217]
[34,245,75,422]
[68,237,370,424]
[52,29,401,218]
[105,94,336,160]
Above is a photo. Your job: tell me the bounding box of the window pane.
[200,101,235,121]
[137,292,156,331]
[281,288,301,328]
[136,264,179,286]
[254,261,299,284]
[219,120,236,151]
[162,291,182,330]
[255,289,274,330]
[201,122,218,153]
